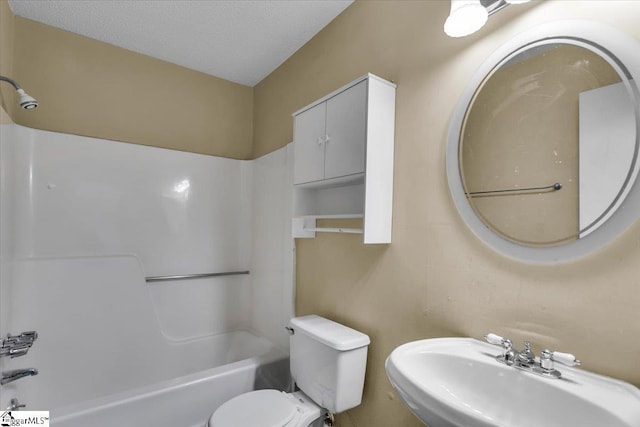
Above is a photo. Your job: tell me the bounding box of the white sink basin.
[385,338,640,427]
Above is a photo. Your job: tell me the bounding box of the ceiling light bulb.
[444,0,489,38]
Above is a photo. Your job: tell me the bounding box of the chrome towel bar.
[145,270,250,283]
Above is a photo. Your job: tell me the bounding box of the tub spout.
[1,368,38,385]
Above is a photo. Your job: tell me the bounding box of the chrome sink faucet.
[516,341,536,367]
[484,333,581,379]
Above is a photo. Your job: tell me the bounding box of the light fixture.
[0,75,38,110]
[444,0,532,38]
[444,0,489,38]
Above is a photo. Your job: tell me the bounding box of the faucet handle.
[8,398,25,411]
[541,349,581,371]
[8,345,30,358]
[20,331,38,341]
[484,333,512,349]
[550,350,581,367]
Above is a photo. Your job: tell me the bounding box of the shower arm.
[0,75,23,91]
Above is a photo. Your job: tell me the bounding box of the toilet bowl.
[206,315,370,427]
[207,390,323,427]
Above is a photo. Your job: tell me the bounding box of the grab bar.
[145,271,250,283]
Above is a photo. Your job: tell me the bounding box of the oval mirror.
[446,21,640,263]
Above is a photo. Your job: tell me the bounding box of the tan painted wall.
[254,1,640,426]
[0,104,12,124]
[6,10,253,159]
[0,0,16,116]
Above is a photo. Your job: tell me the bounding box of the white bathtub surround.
[250,145,295,350]
[4,256,261,410]
[2,125,252,279]
[0,123,294,423]
[1,124,253,344]
[0,124,17,345]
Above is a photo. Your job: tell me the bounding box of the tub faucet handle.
[1,331,38,359]
[284,326,294,335]
[8,398,26,411]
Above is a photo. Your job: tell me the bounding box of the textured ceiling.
[8,0,353,87]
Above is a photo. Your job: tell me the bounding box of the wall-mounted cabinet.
[294,80,367,185]
[292,74,396,244]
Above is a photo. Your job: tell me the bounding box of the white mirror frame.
[446,21,640,263]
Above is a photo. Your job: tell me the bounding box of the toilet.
[207,315,370,427]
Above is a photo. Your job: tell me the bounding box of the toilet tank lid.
[290,315,370,351]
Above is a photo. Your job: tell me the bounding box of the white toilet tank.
[289,315,370,414]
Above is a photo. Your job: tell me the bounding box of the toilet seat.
[208,390,298,427]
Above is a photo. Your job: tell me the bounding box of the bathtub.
[49,331,289,427]
[1,127,295,426]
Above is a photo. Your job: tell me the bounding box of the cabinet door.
[293,102,327,184]
[324,80,367,180]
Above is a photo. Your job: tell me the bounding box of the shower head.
[16,89,38,110]
[0,75,38,110]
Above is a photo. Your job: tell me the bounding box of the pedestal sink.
[385,338,640,427]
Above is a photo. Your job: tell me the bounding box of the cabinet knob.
[316,136,324,146]
[325,134,331,143]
